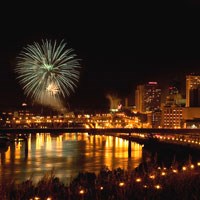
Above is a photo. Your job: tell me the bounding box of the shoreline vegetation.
[1,158,200,200]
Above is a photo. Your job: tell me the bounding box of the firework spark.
[15,39,81,111]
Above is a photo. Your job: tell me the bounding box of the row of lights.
[29,162,200,199]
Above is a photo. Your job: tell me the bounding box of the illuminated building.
[182,74,200,128]
[162,85,185,128]
[182,107,200,128]
[135,85,145,113]
[151,110,162,128]
[162,106,183,128]
[135,82,161,128]
[144,82,161,112]
[186,74,200,107]
[135,82,161,112]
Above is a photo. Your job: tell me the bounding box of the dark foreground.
[1,159,200,200]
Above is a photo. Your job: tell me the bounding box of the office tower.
[182,74,200,128]
[186,74,200,107]
[161,81,185,128]
[135,82,161,112]
[144,82,161,112]
[162,106,183,128]
[135,82,161,128]
[135,84,145,112]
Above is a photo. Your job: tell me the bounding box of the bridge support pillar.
[24,138,28,159]
[128,132,131,158]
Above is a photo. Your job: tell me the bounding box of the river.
[0,132,200,185]
[0,133,143,185]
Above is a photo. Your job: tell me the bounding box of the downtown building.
[162,80,185,128]
[182,74,200,128]
[162,93,185,128]
[186,74,200,107]
[135,82,162,128]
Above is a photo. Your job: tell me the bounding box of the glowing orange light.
[182,166,187,171]
[79,189,85,194]
[161,172,166,176]
[149,175,155,179]
[119,182,125,187]
[143,185,148,188]
[155,185,161,189]
[136,178,142,182]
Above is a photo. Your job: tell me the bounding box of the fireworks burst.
[15,39,81,111]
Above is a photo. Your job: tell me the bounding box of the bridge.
[0,127,200,135]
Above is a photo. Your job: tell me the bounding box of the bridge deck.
[0,127,200,134]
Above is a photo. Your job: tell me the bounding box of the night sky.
[0,2,200,111]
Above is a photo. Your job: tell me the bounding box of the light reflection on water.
[0,133,143,184]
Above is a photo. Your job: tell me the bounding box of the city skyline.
[1,2,200,111]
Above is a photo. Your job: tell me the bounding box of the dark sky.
[1,2,200,111]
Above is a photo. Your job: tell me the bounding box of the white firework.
[15,39,81,110]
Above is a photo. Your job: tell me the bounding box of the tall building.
[135,82,161,112]
[162,106,183,128]
[135,82,162,128]
[175,74,200,128]
[135,85,145,113]
[161,81,185,128]
[186,74,200,107]
[162,94,185,128]
[144,82,161,112]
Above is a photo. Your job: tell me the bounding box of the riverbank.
[1,159,200,200]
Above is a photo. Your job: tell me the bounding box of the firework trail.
[15,39,81,111]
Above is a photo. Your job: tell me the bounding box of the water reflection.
[0,133,143,184]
